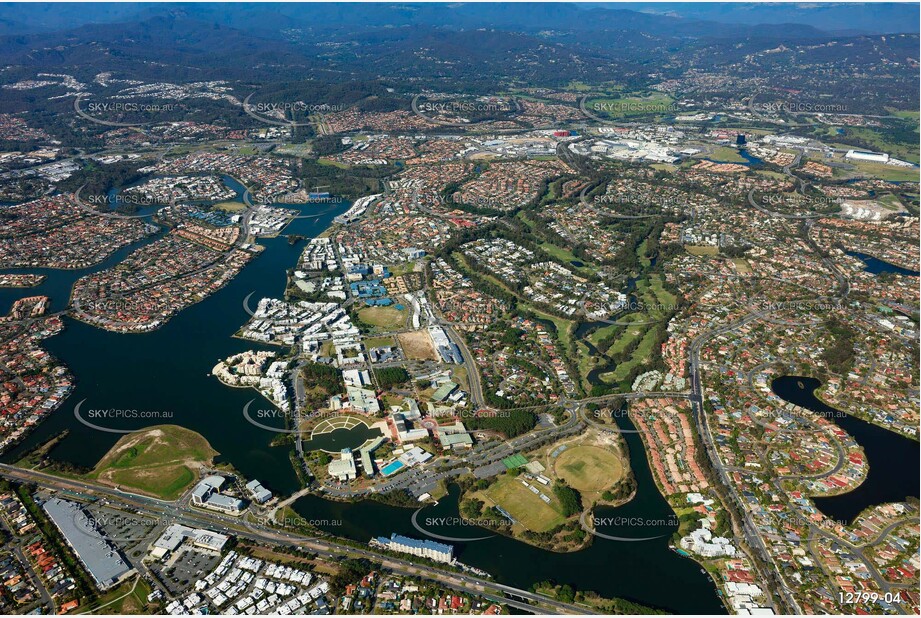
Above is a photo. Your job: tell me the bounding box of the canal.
[1,186,727,613]
[293,410,726,614]
[846,251,920,277]
[1,192,352,497]
[771,376,919,524]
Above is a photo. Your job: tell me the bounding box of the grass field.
[684,245,719,256]
[579,274,674,390]
[875,193,907,211]
[276,143,313,157]
[565,80,593,92]
[362,335,395,349]
[635,275,677,316]
[357,306,405,330]
[731,258,753,274]
[317,158,350,169]
[213,200,246,212]
[480,475,564,532]
[388,262,418,277]
[554,445,624,493]
[606,324,645,355]
[539,242,595,275]
[587,323,621,346]
[842,160,920,182]
[886,108,920,121]
[704,146,747,163]
[80,576,152,614]
[842,127,919,164]
[451,364,470,391]
[88,425,217,500]
[636,237,652,268]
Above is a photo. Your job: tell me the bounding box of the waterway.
[703,148,763,167]
[1,190,352,497]
[293,410,726,614]
[770,376,919,524]
[846,251,920,277]
[1,185,727,613]
[303,422,382,453]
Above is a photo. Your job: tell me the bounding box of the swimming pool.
[380,460,406,476]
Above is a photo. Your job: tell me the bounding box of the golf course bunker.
[304,415,384,453]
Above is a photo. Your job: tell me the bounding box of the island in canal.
[445,425,634,553]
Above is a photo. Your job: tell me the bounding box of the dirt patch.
[397,330,438,361]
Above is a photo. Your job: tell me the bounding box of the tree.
[553,482,582,517]
[374,367,410,389]
[558,584,576,603]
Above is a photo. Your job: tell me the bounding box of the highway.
[0,463,596,615]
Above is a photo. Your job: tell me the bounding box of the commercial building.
[150,524,229,560]
[190,475,246,515]
[342,368,371,388]
[357,436,385,478]
[345,386,381,414]
[393,413,429,443]
[428,326,463,364]
[328,449,357,481]
[371,534,454,564]
[41,498,133,590]
[438,422,474,450]
[845,149,889,163]
[245,479,273,504]
[431,381,459,403]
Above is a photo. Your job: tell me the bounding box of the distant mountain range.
[0,2,916,107]
[611,3,920,35]
[0,2,917,38]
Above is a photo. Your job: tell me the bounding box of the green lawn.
[705,146,747,163]
[88,425,217,500]
[599,327,660,384]
[842,127,919,164]
[553,445,625,493]
[539,242,595,276]
[838,160,920,182]
[80,576,151,614]
[479,475,565,532]
[317,158,350,169]
[357,306,406,330]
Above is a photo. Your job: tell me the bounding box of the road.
[687,306,801,614]
[0,463,596,615]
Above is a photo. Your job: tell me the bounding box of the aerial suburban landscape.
[0,1,918,615]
